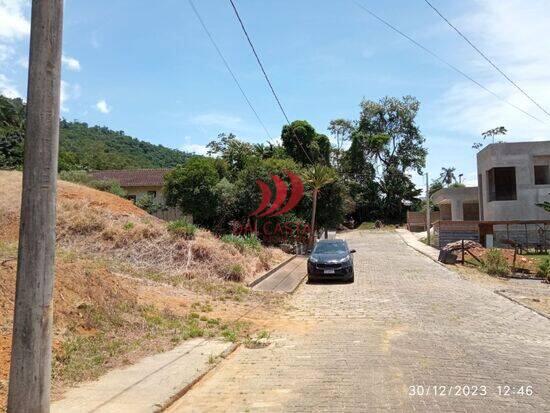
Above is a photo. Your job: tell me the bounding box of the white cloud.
[62,54,81,71]
[60,81,81,113]
[0,73,19,97]
[0,1,29,96]
[431,0,550,141]
[181,136,208,155]
[95,99,111,114]
[0,43,13,63]
[16,55,27,68]
[190,112,243,129]
[0,0,30,40]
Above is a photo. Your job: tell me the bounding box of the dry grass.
[0,171,288,284]
[0,171,289,410]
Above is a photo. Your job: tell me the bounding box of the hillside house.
[89,169,184,220]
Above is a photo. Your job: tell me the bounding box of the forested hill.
[0,94,191,171]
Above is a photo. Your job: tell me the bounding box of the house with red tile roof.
[88,169,185,220]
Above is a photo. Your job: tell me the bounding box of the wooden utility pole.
[426,173,431,246]
[7,1,64,412]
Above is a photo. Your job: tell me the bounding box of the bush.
[220,263,244,282]
[135,194,162,215]
[481,249,510,276]
[167,218,197,239]
[89,179,127,198]
[59,170,92,185]
[537,258,550,281]
[221,234,261,253]
[59,170,127,198]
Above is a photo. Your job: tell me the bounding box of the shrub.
[481,249,510,276]
[167,218,197,239]
[220,263,244,282]
[537,258,550,281]
[59,170,93,185]
[89,179,127,198]
[58,170,127,198]
[221,234,261,253]
[135,194,162,215]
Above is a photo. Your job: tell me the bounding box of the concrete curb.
[159,342,240,412]
[51,339,237,413]
[288,273,308,294]
[395,230,448,269]
[248,255,297,288]
[494,290,550,321]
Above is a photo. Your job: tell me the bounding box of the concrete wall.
[477,142,550,221]
[431,187,479,221]
[123,185,166,203]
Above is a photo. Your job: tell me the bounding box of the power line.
[423,0,550,119]
[227,0,315,164]
[353,1,544,125]
[187,0,271,139]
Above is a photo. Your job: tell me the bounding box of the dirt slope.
[0,171,288,410]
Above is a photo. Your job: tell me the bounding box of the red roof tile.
[88,169,170,187]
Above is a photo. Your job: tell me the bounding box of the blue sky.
[2,0,550,190]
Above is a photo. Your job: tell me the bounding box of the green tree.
[302,165,337,247]
[164,157,221,226]
[0,95,26,169]
[328,118,354,170]
[281,120,331,165]
[339,96,427,222]
[206,133,257,177]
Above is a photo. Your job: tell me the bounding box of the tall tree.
[473,125,507,149]
[340,96,427,222]
[281,120,331,165]
[328,118,354,170]
[302,164,337,247]
[164,157,222,226]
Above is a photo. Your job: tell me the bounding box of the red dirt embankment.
[0,171,288,410]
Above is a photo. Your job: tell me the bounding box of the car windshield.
[313,242,347,254]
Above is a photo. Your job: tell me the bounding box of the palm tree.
[439,167,457,187]
[303,164,337,248]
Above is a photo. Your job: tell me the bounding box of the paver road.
[168,231,550,412]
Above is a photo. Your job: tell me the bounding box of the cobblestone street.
[168,231,550,412]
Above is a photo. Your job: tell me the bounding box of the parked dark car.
[307,239,356,283]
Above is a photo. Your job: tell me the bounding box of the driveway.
[168,231,550,412]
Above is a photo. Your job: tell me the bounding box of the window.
[147,190,157,198]
[534,165,550,185]
[487,167,516,201]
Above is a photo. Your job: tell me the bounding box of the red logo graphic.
[249,170,304,217]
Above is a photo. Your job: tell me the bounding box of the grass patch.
[536,257,550,281]
[480,248,510,276]
[167,218,197,239]
[357,221,387,230]
[219,263,245,282]
[221,234,262,253]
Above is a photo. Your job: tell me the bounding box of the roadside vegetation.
[0,171,286,409]
[163,96,428,234]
